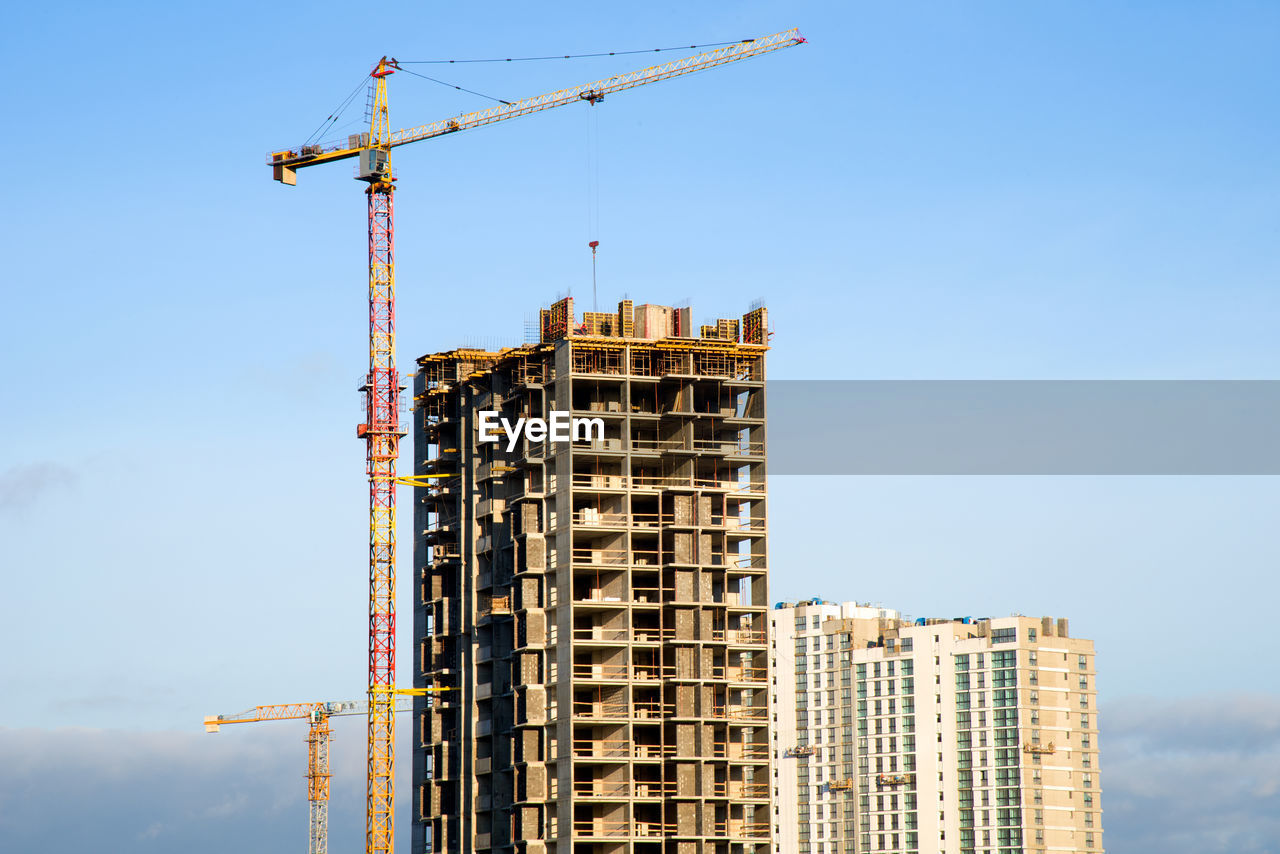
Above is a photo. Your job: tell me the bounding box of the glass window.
[991,628,1016,644]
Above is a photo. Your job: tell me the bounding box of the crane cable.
[303,71,374,146]
[393,65,512,105]
[586,103,601,312]
[303,39,749,145]
[395,40,749,65]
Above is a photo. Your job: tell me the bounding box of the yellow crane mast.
[264,28,805,854]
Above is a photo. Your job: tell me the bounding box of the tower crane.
[265,28,804,854]
[205,688,449,854]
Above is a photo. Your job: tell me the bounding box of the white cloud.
[1103,695,1280,853]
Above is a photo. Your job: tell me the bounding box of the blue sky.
[2,1,1279,851]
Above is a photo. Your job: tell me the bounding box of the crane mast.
[265,30,804,854]
[360,56,401,854]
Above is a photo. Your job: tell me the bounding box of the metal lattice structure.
[362,58,402,854]
[264,31,805,854]
[306,711,333,854]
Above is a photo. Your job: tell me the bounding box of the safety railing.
[631,585,662,604]
[633,821,676,838]
[572,701,630,720]
[572,739,632,759]
[631,701,674,720]
[728,782,771,799]
[726,628,768,645]
[727,666,769,683]
[572,820,631,839]
[629,627,674,644]
[574,590,627,605]
[711,821,770,839]
[631,742,675,759]
[572,663,630,681]
[572,627,630,643]
[713,704,768,721]
[632,782,676,799]
[573,781,631,798]
[575,510,629,527]
[572,473,627,490]
[632,664,676,681]
[728,742,771,759]
[572,548,629,566]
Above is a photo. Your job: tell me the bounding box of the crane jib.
[267,28,804,180]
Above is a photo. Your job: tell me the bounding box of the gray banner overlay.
[766,381,1280,474]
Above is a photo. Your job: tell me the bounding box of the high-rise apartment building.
[769,601,1102,854]
[412,298,772,854]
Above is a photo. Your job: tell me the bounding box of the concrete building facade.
[412,298,772,854]
[769,601,1102,854]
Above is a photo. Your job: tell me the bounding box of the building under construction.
[412,298,771,854]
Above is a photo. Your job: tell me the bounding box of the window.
[991,628,1016,644]
[901,637,913,652]
[1027,627,1037,642]
[812,616,821,629]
